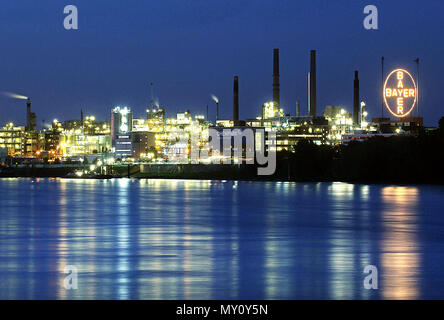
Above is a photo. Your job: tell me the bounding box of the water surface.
[0,178,443,299]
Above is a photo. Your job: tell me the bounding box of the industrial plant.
[0,49,427,168]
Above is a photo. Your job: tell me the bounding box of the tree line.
[273,117,444,184]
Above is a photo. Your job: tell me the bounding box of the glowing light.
[383,69,417,118]
[1,91,28,100]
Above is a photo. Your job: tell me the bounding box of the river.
[0,178,443,299]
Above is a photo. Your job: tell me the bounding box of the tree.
[439,117,444,139]
[439,117,444,131]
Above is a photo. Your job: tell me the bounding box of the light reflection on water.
[381,187,420,300]
[0,178,443,299]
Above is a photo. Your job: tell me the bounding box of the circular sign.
[383,68,417,118]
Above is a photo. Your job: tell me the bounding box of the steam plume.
[1,91,28,100]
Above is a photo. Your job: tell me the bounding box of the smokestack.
[273,49,280,106]
[353,71,360,125]
[233,75,239,122]
[296,100,300,117]
[149,82,156,108]
[211,95,219,122]
[309,50,317,117]
[26,98,31,130]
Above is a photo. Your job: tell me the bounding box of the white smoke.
[1,91,28,100]
[211,94,219,103]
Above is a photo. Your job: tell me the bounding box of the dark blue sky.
[0,0,443,126]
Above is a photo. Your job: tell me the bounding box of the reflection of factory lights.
[381,186,420,300]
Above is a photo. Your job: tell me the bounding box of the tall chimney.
[149,82,155,108]
[296,100,300,117]
[233,75,239,122]
[309,50,317,117]
[26,98,31,131]
[353,70,360,125]
[273,48,280,106]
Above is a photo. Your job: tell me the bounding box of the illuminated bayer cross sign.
[383,69,417,117]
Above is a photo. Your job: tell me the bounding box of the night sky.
[0,0,442,126]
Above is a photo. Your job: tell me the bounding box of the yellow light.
[383,68,417,118]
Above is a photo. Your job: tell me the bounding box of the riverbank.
[3,133,444,184]
[0,164,272,181]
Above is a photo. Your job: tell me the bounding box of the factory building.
[60,134,111,157]
[40,120,63,157]
[63,116,110,135]
[132,131,156,159]
[113,133,132,159]
[209,126,264,163]
[111,107,132,142]
[56,115,112,159]
[132,118,148,132]
[111,106,134,158]
[322,106,354,143]
[130,118,156,159]
[0,123,39,157]
[161,111,209,162]
[246,116,328,149]
[0,123,25,156]
[371,117,424,134]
